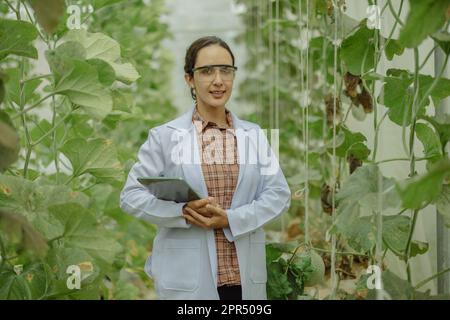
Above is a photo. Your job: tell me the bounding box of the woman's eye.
[201,68,213,75]
[221,67,232,74]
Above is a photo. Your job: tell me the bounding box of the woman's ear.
[184,73,194,88]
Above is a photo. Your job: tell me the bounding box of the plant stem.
[30,110,73,147]
[419,44,438,71]
[375,156,431,164]
[11,93,55,120]
[414,267,450,290]
[404,47,421,285]
[4,0,18,15]
[417,54,449,112]
[21,0,46,42]
[20,74,52,84]
[387,0,404,26]
[0,235,7,269]
[18,58,33,179]
[311,246,368,257]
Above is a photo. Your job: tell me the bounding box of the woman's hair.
[184,36,235,101]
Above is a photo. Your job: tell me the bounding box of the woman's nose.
[212,70,224,84]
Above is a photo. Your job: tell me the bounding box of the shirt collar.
[192,105,234,133]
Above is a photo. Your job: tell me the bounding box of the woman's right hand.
[182,197,216,218]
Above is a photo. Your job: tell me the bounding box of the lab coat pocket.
[160,238,201,291]
[249,231,267,284]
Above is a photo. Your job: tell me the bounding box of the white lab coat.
[119,104,291,300]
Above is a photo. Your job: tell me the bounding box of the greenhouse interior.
[0,0,449,301]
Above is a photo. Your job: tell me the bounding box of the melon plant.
[236,0,450,299]
[0,0,176,299]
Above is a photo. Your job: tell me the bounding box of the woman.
[119,36,291,300]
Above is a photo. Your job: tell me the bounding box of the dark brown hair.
[184,36,235,101]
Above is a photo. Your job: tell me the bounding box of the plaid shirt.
[192,105,241,286]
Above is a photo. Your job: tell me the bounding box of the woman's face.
[185,44,234,109]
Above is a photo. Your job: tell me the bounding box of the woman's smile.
[210,90,226,99]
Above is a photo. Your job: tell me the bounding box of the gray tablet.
[137,176,202,203]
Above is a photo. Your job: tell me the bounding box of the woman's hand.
[183,197,229,229]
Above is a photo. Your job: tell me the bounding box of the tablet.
[137,176,202,203]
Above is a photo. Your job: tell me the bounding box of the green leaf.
[397,158,450,209]
[267,261,292,299]
[4,68,42,106]
[52,59,113,120]
[334,202,376,253]
[434,184,450,227]
[47,203,122,264]
[382,215,428,259]
[0,19,38,60]
[45,41,87,79]
[0,174,89,233]
[366,270,413,299]
[399,0,450,48]
[431,31,450,55]
[379,70,450,126]
[410,240,429,258]
[415,123,443,166]
[29,118,65,148]
[0,71,5,105]
[60,138,123,183]
[336,164,400,211]
[0,263,50,299]
[64,30,140,84]
[327,126,370,160]
[0,209,49,257]
[0,111,20,172]
[86,58,116,86]
[111,89,133,112]
[341,21,375,75]
[385,39,405,61]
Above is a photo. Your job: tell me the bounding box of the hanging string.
[268,0,274,130]
[256,0,263,126]
[330,0,339,300]
[275,0,279,130]
[375,0,385,300]
[304,0,310,246]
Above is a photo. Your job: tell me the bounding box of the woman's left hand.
[183,203,229,229]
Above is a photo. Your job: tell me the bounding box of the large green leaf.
[59,138,123,183]
[334,202,376,253]
[415,122,443,167]
[385,39,405,61]
[327,126,370,160]
[45,41,86,80]
[340,21,375,75]
[382,215,429,259]
[398,0,450,48]
[47,203,122,264]
[4,68,42,106]
[431,31,450,55]
[51,59,113,120]
[0,263,50,299]
[0,19,38,60]
[0,174,89,230]
[333,165,402,253]
[64,30,140,84]
[336,164,400,211]
[379,69,450,126]
[397,159,450,209]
